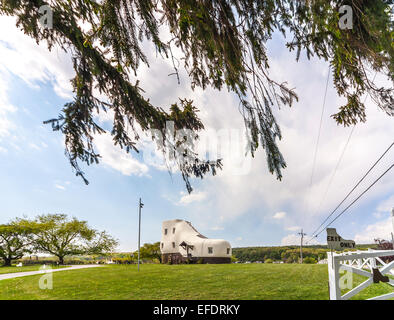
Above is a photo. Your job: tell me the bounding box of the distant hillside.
[232,244,377,263]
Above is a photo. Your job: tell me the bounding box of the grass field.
[0,264,392,300]
[0,265,66,275]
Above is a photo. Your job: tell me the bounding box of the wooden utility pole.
[137,198,144,272]
[391,208,394,247]
[298,229,307,264]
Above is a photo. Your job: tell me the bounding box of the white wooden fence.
[328,249,394,300]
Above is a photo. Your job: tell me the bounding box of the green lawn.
[0,264,392,300]
[0,265,67,275]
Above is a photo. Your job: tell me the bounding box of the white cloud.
[354,195,394,244]
[173,47,394,233]
[0,71,17,141]
[281,234,300,246]
[94,132,149,177]
[112,30,394,236]
[373,212,384,219]
[354,218,393,244]
[178,191,207,205]
[55,184,65,190]
[0,16,74,98]
[273,211,287,219]
[0,16,73,151]
[286,226,301,232]
[29,143,41,151]
[0,146,7,153]
[376,195,394,214]
[281,234,320,246]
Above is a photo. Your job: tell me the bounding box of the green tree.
[33,214,118,264]
[137,242,162,263]
[0,219,36,266]
[303,256,317,264]
[231,255,238,263]
[0,1,392,191]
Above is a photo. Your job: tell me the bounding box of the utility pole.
[391,208,394,247]
[137,198,144,272]
[298,229,307,264]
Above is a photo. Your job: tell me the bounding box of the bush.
[303,257,317,264]
[264,259,273,264]
[18,259,94,265]
[18,259,58,266]
[112,257,134,264]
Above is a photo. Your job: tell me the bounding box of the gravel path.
[0,265,104,281]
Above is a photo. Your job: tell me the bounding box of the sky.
[0,15,393,252]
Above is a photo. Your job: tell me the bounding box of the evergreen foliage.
[1,1,392,190]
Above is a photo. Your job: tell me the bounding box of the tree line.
[0,214,118,266]
[232,244,377,264]
[110,242,162,264]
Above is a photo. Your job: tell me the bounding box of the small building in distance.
[160,219,232,264]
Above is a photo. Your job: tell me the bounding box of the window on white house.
[208,247,213,254]
[164,228,168,235]
[161,243,164,249]
[172,242,176,248]
[227,248,230,254]
[172,228,176,234]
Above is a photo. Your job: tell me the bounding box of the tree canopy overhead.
[1,0,392,191]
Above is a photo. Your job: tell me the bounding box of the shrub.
[303,257,317,264]
[264,259,273,264]
[18,259,95,265]
[112,257,134,264]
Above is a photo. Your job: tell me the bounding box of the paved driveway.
[0,265,104,281]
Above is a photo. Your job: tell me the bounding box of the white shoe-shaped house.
[160,219,232,264]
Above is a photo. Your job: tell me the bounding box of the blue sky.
[0,16,393,252]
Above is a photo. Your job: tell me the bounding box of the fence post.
[327,252,341,300]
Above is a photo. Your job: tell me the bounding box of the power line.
[313,163,394,239]
[312,125,356,218]
[310,72,378,224]
[306,141,394,243]
[305,66,330,224]
[308,67,330,193]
